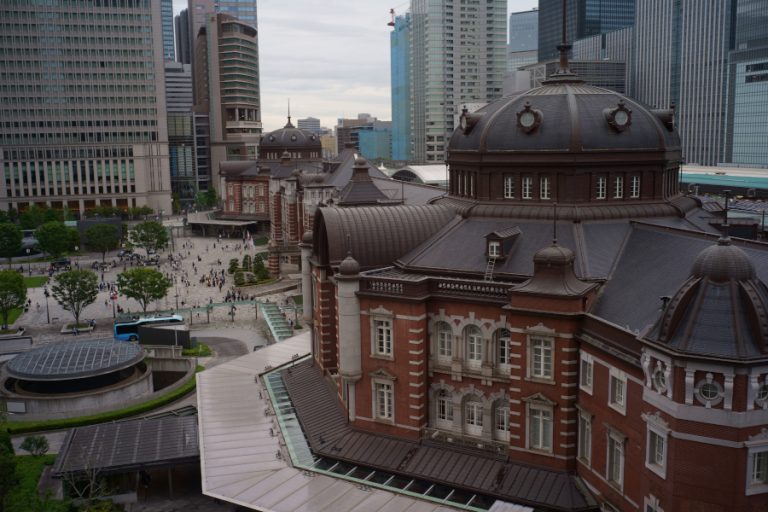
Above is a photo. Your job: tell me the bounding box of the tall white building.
[410,0,507,163]
[0,0,172,217]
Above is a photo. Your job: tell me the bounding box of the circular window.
[694,375,723,406]
[652,368,667,393]
[290,134,297,141]
[516,102,542,133]
[700,382,719,400]
[519,111,536,128]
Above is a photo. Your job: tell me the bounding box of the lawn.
[3,455,70,512]
[23,276,48,288]
[0,308,23,332]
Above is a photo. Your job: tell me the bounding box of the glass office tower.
[390,13,412,162]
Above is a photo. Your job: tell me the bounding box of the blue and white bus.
[113,314,184,342]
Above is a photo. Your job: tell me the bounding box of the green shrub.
[228,258,239,274]
[20,436,49,456]
[182,343,212,357]
[3,455,70,512]
[234,271,245,286]
[242,254,252,272]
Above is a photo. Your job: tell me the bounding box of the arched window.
[464,398,483,437]
[436,389,453,429]
[435,321,452,365]
[465,325,483,368]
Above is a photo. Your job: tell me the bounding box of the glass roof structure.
[6,339,143,381]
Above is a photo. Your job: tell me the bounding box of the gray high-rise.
[508,9,538,71]
[175,9,192,65]
[0,0,171,217]
[410,0,506,162]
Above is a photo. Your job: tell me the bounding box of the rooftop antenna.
[287,98,292,127]
[388,8,396,27]
[552,202,558,246]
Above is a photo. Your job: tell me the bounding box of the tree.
[36,221,77,259]
[130,221,169,253]
[0,270,26,330]
[19,204,44,230]
[0,429,17,507]
[19,436,49,456]
[195,188,219,208]
[84,224,120,262]
[116,268,171,314]
[51,269,98,328]
[0,223,22,268]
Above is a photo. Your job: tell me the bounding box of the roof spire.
[722,189,731,240]
[542,0,581,84]
[284,99,294,128]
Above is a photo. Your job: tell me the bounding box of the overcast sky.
[174,1,538,132]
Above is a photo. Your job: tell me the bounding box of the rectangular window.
[530,336,553,380]
[498,337,509,366]
[580,353,593,394]
[596,176,607,199]
[609,369,627,414]
[374,381,393,420]
[607,433,625,489]
[578,412,592,465]
[522,176,533,199]
[540,176,551,200]
[614,176,624,198]
[528,405,552,451]
[488,241,501,258]
[646,428,667,478]
[465,401,483,435]
[437,328,452,361]
[752,451,768,485]
[437,393,453,424]
[374,319,392,356]
[504,176,515,198]
[630,176,641,198]
[467,330,483,367]
[495,406,510,440]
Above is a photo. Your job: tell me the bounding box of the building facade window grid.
[529,336,553,380]
[374,319,393,356]
[374,381,393,420]
[528,404,553,452]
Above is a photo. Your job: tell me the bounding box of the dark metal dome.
[449,83,678,157]
[338,254,360,276]
[260,117,321,149]
[691,237,756,283]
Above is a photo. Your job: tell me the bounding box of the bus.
[113,314,184,342]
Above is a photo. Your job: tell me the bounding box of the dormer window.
[489,241,501,258]
[485,227,521,260]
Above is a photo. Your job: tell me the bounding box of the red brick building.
[297,67,768,511]
[222,118,445,276]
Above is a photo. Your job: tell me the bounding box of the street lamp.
[43,286,50,324]
[26,248,31,275]
[74,246,79,268]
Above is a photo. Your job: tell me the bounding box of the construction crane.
[387,8,395,27]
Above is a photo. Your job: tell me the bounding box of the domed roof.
[691,236,755,283]
[260,117,321,149]
[649,237,768,359]
[449,82,678,157]
[534,243,575,266]
[338,254,360,276]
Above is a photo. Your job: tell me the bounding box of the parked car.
[50,258,71,271]
[117,249,133,258]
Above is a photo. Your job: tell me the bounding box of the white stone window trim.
[613,175,624,199]
[527,401,554,453]
[580,352,594,394]
[643,494,664,512]
[464,399,484,437]
[371,314,394,360]
[605,426,626,491]
[630,175,641,198]
[540,175,551,200]
[608,367,627,415]
[596,176,607,200]
[371,376,394,423]
[465,325,484,370]
[496,329,511,372]
[642,411,670,479]
[435,321,453,366]
[435,389,454,430]
[488,240,501,258]
[503,175,515,199]
[695,373,724,408]
[527,335,555,383]
[522,176,533,199]
[576,406,593,467]
[746,429,768,495]
[494,403,510,442]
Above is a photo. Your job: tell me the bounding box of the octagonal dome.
[260,117,321,150]
[450,83,679,157]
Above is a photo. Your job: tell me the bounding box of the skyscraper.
[189,0,258,55]
[539,0,635,61]
[0,0,172,217]
[725,0,768,166]
[175,9,192,65]
[165,62,198,206]
[297,117,322,134]
[194,13,261,192]
[508,9,539,71]
[161,0,175,61]
[390,13,411,162]
[410,0,506,163]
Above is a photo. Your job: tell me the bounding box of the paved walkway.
[13,234,302,346]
